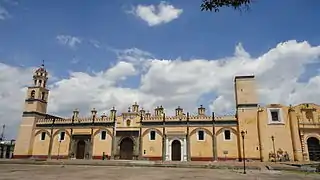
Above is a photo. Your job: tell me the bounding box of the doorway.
[307,137,320,161]
[76,140,86,159]
[171,140,181,161]
[120,137,134,160]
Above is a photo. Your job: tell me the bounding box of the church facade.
[13,65,320,162]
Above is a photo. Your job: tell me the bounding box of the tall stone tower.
[234,75,260,161]
[13,63,49,158]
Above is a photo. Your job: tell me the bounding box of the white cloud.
[89,39,101,49]
[130,1,183,26]
[0,63,33,140]
[0,5,10,20]
[56,35,82,49]
[1,40,320,140]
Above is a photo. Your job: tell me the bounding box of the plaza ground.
[0,164,319,180]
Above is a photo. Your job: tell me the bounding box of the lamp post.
[10,139,15,159]
[57,139,62,160]
[271,135,276,163]
[241,130,246,174]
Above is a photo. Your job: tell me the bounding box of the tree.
[201,0,253,12]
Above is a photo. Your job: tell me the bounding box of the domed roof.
[34,60,47,74]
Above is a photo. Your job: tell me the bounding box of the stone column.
[288,106,303,161]
[110,107,117,159]
[162,113,166,161]
[186,112,191,161]
[165,138,169,161]
[138,112,143,160]
[47,118,57,159]
[212,112,217,161]
[183,138,187,161]
[257,107,264,161]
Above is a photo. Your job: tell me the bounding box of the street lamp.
[241,130,246,174]
[10,139,15,159]
[57,139,62,160]
[271,135,276,163]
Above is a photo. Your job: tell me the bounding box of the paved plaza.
[0,164,319,180]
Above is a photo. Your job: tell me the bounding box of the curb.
[0,160,262,171]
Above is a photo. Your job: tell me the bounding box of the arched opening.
[30,90,35,99]
[307,137,320,161]
[120,137,134,160]
[76,140,86,159]
[41,92,46,100]
[171,140,181,161]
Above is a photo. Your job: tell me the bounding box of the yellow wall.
[235,77,258,105]
[258,106,294,161]
[189,127,213,158]
[237,107,261,159]
[14,116,37,156]
[32,129,50,156]
[215,127,238,159]
[141,127,163,158]
[50,129,70,156]
[92,128,112,157]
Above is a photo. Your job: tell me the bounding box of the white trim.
[58,131,66,141]
[197,130,205,141]
[40,131,46,141]
[223,129,232,141]
[166,137,187,161]
[100,130,107,140]
[165,138,169,160]
[267,108,285,125]
[149,130,156,141]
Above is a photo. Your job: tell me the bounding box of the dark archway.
[120,137,134,160]
[307,137,320,161]
[171,140,181,161]
[76,140,86,159]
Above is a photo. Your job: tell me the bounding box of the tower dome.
[32,61,48,88]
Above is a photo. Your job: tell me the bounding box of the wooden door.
[171,140,181,161]
[120,137,134,160]
[76,140,86,159]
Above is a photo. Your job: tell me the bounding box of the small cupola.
[33,61,48,88]
[132,102,139,113]
[110,107,117,119]
[198,105,205,115]
[175,106,183,116]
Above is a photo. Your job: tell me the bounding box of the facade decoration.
[12,64,320,162]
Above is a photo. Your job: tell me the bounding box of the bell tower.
[24,62,49,113]
[14,62,50,158]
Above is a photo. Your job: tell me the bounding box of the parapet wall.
[36,114,236,126]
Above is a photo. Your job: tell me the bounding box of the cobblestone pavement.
[0,164,319,180]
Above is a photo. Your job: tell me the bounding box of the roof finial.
[41,60,45,67]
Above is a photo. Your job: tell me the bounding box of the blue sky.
[1,0,319,76]
[2,0,320,139]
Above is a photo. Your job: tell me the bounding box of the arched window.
[39,80,42,86]
[30,90,35,99]
[41,92,46,100]
[126,120,131,126]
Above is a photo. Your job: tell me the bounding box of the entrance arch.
[171,140,181,161]
[120,137,134,160]
[307,137,320,161]
[76,140,86,159]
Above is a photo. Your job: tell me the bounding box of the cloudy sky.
[1,0,320,139]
